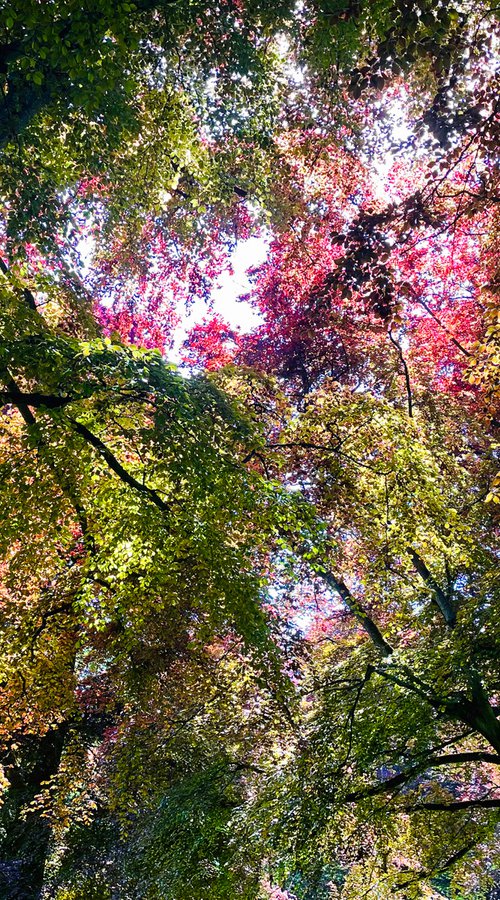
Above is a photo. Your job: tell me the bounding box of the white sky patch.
[76,233,95,278]
[170,235,267,362]
[212,236,266,327]
[77,227,267,363]
[371,97,413,201]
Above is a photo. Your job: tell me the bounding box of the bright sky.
[171,235,267,361]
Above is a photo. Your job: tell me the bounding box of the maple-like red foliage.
[182,135,493,422]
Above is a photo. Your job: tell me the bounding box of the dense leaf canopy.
[0,1,499,898]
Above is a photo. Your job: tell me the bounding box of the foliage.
[0,1,499,898]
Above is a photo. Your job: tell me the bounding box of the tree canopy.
[0,1,499,898]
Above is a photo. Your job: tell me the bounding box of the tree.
[181,70,500,896]
[1,0,499,897]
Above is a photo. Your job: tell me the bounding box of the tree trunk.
[447,672,500,755]
[0,725,67,899]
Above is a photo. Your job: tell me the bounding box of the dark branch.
[374,663,500,754]
[1,379,36,426]
[405,797,500,812]
[415,296,473,357]
[1,377,91,543]
[344,752,500,803]
[66,417,170,516]
[409,548,456,626]
[0,390,73,410]
[319,569,393,657]
[388,329,413,418]
[0,257,38,311]
[394,840,477,892]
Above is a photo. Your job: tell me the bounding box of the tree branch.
[374,663,500,754]
[1,379,36,426]
[404,797,500,812]
[393,840,477,892]
[0,390,73,409]
[66,417,170,516]
[343,752,500,803]
[415,296,473,357]
[0,257,39,311]
[409,548,456,626]
[319,569,393,657]
[0,375,92,552]
[388,329,413,418]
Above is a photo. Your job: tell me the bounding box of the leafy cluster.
[0,1,499,899]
